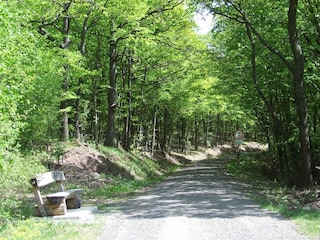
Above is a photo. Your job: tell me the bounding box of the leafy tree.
[193,0,315,186]
[0,1,41,159]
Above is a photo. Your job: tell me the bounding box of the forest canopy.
[1,0,320,192]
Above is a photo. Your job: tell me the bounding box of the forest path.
[97,156,308,240]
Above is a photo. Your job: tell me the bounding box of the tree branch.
[206,0,294,73]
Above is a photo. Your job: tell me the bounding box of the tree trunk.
[92,78,99,145]
[151,107,157,156]
[215,114,222,145]
[92,33,102,146]
[122,51,133,151]
[60,2,71,141]
[288,0,313,187]
[202,114,208,146]
[162,107,169,151]
[194,117,199,151]
[179,117,187,153]
[75,3,92,140]
[246,23,289,181]
[313,105,318,134]
[105,21,118,147]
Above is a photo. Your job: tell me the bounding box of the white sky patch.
[194,11,213,35]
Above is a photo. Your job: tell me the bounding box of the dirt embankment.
[51,145,209,187]
[55,146,133,185]
[50,142,265,186]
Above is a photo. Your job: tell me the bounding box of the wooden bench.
[30,171,83,217]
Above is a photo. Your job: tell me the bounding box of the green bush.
[226,155,268,182]
[0,153,46,225]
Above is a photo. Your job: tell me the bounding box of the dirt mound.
[53,146,134,187]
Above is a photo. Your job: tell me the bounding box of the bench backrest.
[30,171,66,188]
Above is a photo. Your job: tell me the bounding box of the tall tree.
[103,0,185,147]
[193,0,313,187]
[288,0,312,186]
[60,1,72,141]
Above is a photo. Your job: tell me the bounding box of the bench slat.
[31,171,66,187]
[46,189,83,203]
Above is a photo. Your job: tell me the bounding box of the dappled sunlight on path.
[98,156,308,240]
[109,158,266,219]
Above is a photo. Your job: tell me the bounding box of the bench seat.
[46,189,83,204]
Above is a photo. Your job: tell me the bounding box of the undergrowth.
[0,153,47,226]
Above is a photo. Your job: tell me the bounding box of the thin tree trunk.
[246,22,289,181]
[313,105,318,134]
[162,107,169,151]
[122,51,133,151]
[151,107,157,156]
[216,114,221,145]
[180,117,187,153]
[93,78,99,145]
[202,114,208,146]
[75,2,92,140]
[60,2,71,141]
[194,117,199,151]
[92,33,102,146]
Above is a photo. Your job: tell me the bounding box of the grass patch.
[96,145,170,179]
[254,186,320,239]
[225,154,320,239]
[0,171,178,240]
[0,142,182,240]
[292,211,320,238]
[95,174,169,197]
[0,217,104,240]
[226,155,269,182]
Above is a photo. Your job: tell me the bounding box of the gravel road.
[97,157,309,240]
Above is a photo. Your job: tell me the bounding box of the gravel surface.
[97,157,309,240]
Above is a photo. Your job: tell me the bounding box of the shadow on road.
[105,157,281,220]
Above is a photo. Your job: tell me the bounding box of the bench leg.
[32,187,47,217]
[35,199,67,216]
[66,197,81,209]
